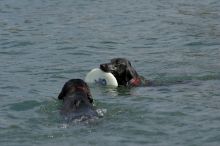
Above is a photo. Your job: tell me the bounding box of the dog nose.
[100,64,106,69]
[100,64,108,72]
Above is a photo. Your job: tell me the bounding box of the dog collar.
[129,78,141,86]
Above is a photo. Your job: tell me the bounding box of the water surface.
[0,0,220,146]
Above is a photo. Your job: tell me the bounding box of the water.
[0,0,220,145]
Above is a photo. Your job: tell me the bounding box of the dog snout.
[100,63,109,72]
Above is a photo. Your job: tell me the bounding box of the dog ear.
[58,89,65,100]
[85,82,93,103]
[127,60,132,66]
[125,65,139,81]
[58,80,73,100]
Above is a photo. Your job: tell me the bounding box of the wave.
[154,73,220,86]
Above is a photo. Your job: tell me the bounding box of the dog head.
[100,58,139,86]
[58,79,94,114]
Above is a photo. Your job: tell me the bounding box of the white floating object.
[85,68,118,87]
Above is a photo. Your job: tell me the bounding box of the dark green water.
[0,0,220,145]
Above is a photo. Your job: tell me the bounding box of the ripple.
[185,41,220,47]
[0,0,220,145]
[96,108,107,117]
[57,46,78,50]
[7,100,41,111]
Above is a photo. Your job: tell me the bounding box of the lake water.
[0,0,220,145]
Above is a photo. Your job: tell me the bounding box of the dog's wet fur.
[100,58,153,87]
[58,79,98,120]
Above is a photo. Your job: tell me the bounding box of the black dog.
[100,58,153,87]
[58,79,98,120]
